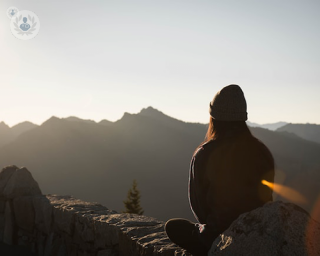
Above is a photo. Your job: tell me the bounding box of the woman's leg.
[164,218,208,256]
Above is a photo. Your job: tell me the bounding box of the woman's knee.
[165,218,196,237]
[165,218,180,235]
[164,219,208,255]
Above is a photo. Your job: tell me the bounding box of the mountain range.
[277,123,320,144]
[0,107,319,222]
[246,121,287,131]
[0,121,38,147]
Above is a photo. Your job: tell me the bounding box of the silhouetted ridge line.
[64,116,97,124]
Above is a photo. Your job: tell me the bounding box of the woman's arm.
[188,146,210,224]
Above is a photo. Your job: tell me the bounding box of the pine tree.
[122,179,144,215]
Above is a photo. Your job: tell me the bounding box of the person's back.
[165,84,275,256]
[191,125,274,236]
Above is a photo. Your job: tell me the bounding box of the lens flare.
[261,180,307,205]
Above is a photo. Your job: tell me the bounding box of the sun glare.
[261,180,307,204]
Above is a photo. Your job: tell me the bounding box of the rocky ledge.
[0,166,190,256]
[0,165,319,256]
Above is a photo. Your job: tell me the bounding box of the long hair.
[193,117,251,156]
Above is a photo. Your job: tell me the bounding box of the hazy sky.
[1,0,319,126]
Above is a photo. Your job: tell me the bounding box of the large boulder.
[0,166,18,195]
[3,202,15,245]
[0,166,42,199]
[13,196,35,232]
[33,195,53,235]
[208,201,320,256]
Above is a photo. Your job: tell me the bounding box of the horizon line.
[1,106,318,128]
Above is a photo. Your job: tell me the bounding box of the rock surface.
[13,196,35,232]
[7,165,318,256]
[33,195,53,235]
[0,166,17,195]
[0,166,42,198]
[0,166,191,255]
[209,201,320,256]
[3,201,14,245]
[0,166,193,255]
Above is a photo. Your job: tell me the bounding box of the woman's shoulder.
[193,139,218,159]
[248,136,271,151]
[191,139,218,172]
[246,135,274,162]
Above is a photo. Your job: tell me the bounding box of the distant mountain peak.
[122,112,132,118]
[0,121,9,129]
[99,119,113,126]
[64,116,96,124]
[41,116,62,126]
[48,116,60,121]
[115,107,175,125]
[138,106,176,122]
[13,121,36,126]
[11,121,38,137]
[139,106,165,117]
[116,112,133,123]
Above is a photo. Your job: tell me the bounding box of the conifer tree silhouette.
[122,179,144,215]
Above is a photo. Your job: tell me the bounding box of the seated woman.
[165,84,275,256]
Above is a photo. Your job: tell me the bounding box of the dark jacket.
[189,130,274,249]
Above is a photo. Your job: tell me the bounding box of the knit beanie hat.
[209,84,248,121]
